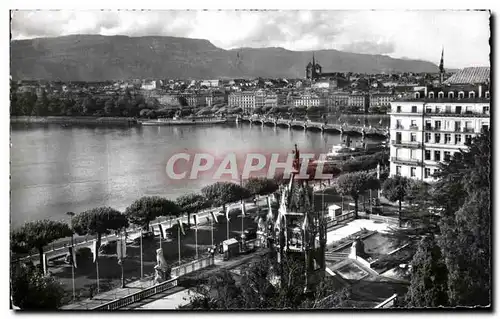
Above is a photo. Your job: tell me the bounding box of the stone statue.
[154,248,171,284]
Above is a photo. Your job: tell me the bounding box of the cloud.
[342,41,395,55]
[10,10,490,68]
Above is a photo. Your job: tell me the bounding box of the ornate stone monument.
[154,248,171,284]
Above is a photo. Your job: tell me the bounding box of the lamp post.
[66,212,76,301]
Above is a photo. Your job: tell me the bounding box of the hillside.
[10,35,439,81]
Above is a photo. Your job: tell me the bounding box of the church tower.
[271,144,327,292]
[439,48,445,85]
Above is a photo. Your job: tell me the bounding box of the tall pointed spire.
[439,47,444,73]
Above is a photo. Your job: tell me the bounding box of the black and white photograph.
[7,7,492,311]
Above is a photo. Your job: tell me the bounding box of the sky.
[10,10,491,68]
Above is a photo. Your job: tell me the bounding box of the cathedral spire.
[439,47,445,84]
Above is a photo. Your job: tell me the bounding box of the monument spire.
[439,47,445,84]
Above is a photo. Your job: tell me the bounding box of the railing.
[424,110,489,117]
[391,140,422,148]
[409,125,419,130]
[335,211,356,223]
[369,214,399,226]
[390,157,422,166]
[92,255,214,310]
[170,256,215,278]
[93,278,179,310]
[374,294,398,309]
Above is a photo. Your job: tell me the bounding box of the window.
[435,106,441,113]
[448,92,454,98]
[465,106,472,114]
[410,120,417,128]
[433,169,439,176]
[425,168,431,178]
[465,121,473,132]
[455,134,462,144]
[469,91,475,98]
[411,106,417,113]
[435,133,441,143]
[435,120,442,130]
[428,92,434,98]
[455,106,462,114]
[425,150,431,160]
[411,149,417,159]
[396,119,402,129]
[396,166,401,176]
[410,167,416,177]
[483,106,489,114]
[426,107,432,113]
[458,91,465,99]
[395,132,402,144]
[465,135,472,145]
[482,124,489,133]
[425,120,431,130]
[485,91,490,98]
[444,151,451,161]
[438,91,444,98]
[454,121,461,132]
[434,150,441,162]
[444,134,451,144]
[425,133,431,143]
[411,133,417,142]
[396,105,401,113]
[445,105,452,113]
[415,92,420,99]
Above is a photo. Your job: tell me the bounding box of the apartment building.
[389,84,490,182]
[348,93,369,112]
[228,91,256,113]
[291,92,325,107]
[369,92,395,108]
[206,92,226,107]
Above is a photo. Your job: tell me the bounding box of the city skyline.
[11,10,490,69]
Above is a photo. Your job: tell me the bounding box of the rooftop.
[443,67,490,85]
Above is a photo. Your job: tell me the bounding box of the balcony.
[394,125,405,130]
[463,128,475,133]
[391,140,423,148]
[409,125,420,131]
[391,157,423,166]
[424,110,490,118]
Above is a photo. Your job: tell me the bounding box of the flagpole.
[140,229,143,279]
[96,239,100,293]
[120,229,125,288]
[240,175,244,239]
[178,224,181,266]
[66,212,76,301]
[195,216,198,260]
[211,215,214,247]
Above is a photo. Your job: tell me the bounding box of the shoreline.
[10,116,138,126]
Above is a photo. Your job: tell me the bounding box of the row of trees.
[10,82,164,117]
[403,134,491,308]
[11,178,280,309]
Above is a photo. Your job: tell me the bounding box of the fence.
[170,256,215,278]
[374,294,398,308]
[336,211,355,223]
[368,214,399,226]
[92,278,179,310]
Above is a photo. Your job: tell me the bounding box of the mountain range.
[10,35,440,81]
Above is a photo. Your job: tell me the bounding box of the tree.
[125,196,180,231]
[244,177,279,196]
[11,220,72,272]
[382,176,411,227]
[11,263,65,309]
[201,182,250,211]
[335,171,379,218]
[405,235,449,307]
[72,207,129,247]
[176,193,209,226]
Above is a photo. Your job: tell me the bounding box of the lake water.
[10,121,385,227]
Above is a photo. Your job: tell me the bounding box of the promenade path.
[61,249,269,310]
[18,196,273,266]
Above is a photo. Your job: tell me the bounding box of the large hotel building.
[388,67,490,182]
